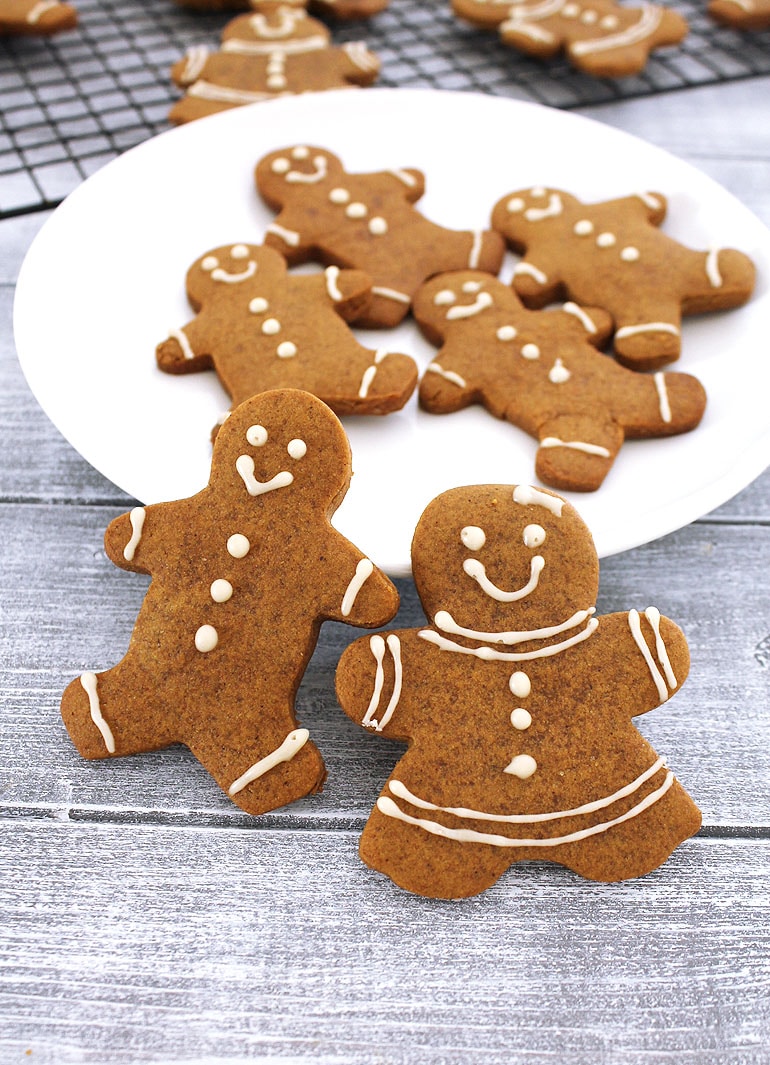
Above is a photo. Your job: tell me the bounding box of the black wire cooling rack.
[1,0,767,216]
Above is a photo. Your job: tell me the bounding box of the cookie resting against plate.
[413,270,706,492]
[451,0,688,78]
[335,483,702,898]
[156,242,418,420]
[60,390,400,816]
[491,186,756,372]
[169,5,379,124]
[708,0,770,28]
[0,0,76,34]
[255,144,505,328]
[172,0,390,20]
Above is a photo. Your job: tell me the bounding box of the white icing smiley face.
[235,424,308,499]
[458,520,546,604]
[270,146,329,185]
[201,245,257,285]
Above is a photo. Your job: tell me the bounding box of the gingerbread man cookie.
[451,0,687,77]
[170,5,379,124]
[0,0,77,34]
[413,270,706,491]
[173,0,390,20]
[336,484,702,898]
[61,390,400,816]
[492,186,756,371]
[708,0,770,28]
[156,242,417,418]
[255,144,506,328]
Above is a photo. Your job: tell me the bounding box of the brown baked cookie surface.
[156,242,417,419]
[169,6,379,124]
[336,484,701,898]
[413,270,706,491]
[172,0,390,20]
[0,0,77,34]
[708,0,770,27]
[492,186,756,371]
[451,0,687,77]
[255,144,505,328]
[61,389,400,816]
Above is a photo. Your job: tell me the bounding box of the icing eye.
[246,424,268,447]
[231,244,250,259]
[292,145,310,159]
[434,289,456,306]
[201,256,219,272]
[506,197,525,213]
[523,524,546,548]
[521,343,540,360]
[287,438,307,459]
[271,157,290,174]
[462,281,482,293]
[460,526,486,551]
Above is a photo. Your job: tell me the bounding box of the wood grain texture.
[1,821,769,1064]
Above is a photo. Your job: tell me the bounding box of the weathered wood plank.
[0,820,768,1064]
[1,502,768,826]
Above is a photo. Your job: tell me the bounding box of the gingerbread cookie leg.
[534,415,624,492]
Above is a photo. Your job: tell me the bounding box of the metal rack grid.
[1,0,768,217]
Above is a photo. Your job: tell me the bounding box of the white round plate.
[14,88,770,576]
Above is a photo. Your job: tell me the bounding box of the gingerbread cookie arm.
[337,41,381,85]
[156,318,215,375]
[534,414,625,492]
[308,266,372,322]
[103,504,164,574]
[336,629,422,741]
[371,167,426,205]
[323,541,400,627]
[594,610,690,713]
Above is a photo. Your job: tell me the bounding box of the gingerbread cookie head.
[210,386,352,515]
[256,145,348,215]
[221,4,327,44]
[184,242,285,310]
[412,484,599,641]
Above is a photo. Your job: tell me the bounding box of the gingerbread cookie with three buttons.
[413,270,706,491]
[335,483,702,898]
[156,242,417,418]
[0,0,77,34]
[255,145,506,328]
[61,389,400,816]
[492,186,756,371]
[708,0,770,28]
[169,5,379,124]
[451,0,687,77]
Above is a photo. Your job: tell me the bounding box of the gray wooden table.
[2,63,770,1064]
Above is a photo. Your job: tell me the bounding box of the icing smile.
[235,454,294,496]
[463,555,544,602]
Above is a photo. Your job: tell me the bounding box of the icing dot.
[460,525,486,551]
[521,343,540,360]
[201,256,219,271]
[497,325,517,341]
[601,13,619,26]
[287,438,307,459]
[510,708,532,731]
[621,246,640,262]
[531,186,546,197]
[346,202,367,219]
[548,358,571,384]
[329,187,350,204]
[249,297,269,314]
[574,219,593,236]
[210,579,233,603]
[563,2,579,14]
[522,523,546,548]
[597,232,616,248]
[292,146,309,159]
[434,289,456,306]
[246,424,268,446]
[195,624,218,653]
[507,197,525,213]
[581,9,598,22]
[509,671,531,697]
[277,341,297,358]
[262,318,281,335]
[506,754,537,779]
[230,244,249,259]
[227,533,250,558]
[271,157,290,173]
[268,74,287,89]
[462,281,482,293]
[369,217,388,235]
